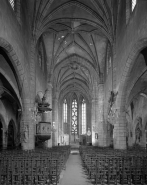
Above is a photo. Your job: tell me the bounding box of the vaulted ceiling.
[33,0,120,100]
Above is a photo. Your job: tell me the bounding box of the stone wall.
[105,0,147,149]
[0,0,49,150]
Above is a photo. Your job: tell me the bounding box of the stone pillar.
[21,98,35,150]
[78,102,81,136]
[52,92,59,146]
[58,102,63,144]
[87,101,91,142]
[91,98,96,146]
[67,100,71,145]
[44,83,53,148]
[3,126,7,150]
[96,84,106,146]
[113,108,127,149]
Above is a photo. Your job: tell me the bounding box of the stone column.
[52,92,59,146]
[21,39,37,150]
[21,98,35,150]
[43,83,53,148]
[67,100,71,144]
[96,84,106,146]
[78,102,82,135]
[113,106,127,149]
[91,98,97,146]
[58,101,63,144]
[3,129,7,150]
[87,101,91,136]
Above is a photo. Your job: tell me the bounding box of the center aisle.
[59,149,92,185]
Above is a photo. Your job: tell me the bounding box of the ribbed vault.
[32,0,120,99]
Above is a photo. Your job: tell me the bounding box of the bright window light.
[132,0,137,11]
[9,0,15,10]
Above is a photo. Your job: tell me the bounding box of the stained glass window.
[82,99,86,134]
[71,98,78,134]
[63,99,67,123]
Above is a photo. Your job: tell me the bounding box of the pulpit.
[36,122,51,142]
[35,91,52,144]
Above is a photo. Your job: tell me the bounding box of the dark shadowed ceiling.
[33,0,120,100]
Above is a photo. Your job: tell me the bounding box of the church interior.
[0,0,147,184]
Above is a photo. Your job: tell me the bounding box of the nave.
[59,148,92,185]
[0,144,147,185]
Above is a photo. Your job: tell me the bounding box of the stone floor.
[59,149,92,185]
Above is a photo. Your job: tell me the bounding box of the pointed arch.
[115,38,147,149]
[0,37,29,106]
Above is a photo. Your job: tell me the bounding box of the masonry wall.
[0,0,29,78]
[115,0,147,88]
[104,0,147,148]
[0,54,19,94]
[0,0,48,95]
[0,1,49,149]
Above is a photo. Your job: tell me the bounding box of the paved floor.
[59,149,92,185]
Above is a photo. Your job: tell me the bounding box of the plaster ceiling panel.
[74,33,94,54]
[76,24,98,34]
[55,61,92,88]
[47,3,100,23]
[49,0,99,14]
[55,45,93,65]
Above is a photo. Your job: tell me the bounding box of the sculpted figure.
[24,125,29,143]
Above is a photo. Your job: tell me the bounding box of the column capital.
[53,91,59,99]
